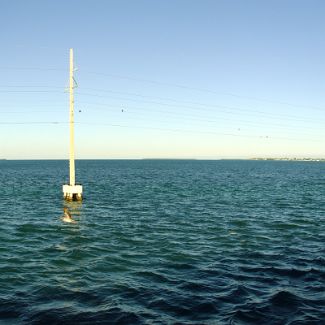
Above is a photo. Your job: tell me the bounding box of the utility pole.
[63,48,83,201]
[69,48,75,186]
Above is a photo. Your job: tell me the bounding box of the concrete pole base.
[63,184,83,201]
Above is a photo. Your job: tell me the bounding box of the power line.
[0,90,64,94]
[0,83,319,123]
[75,91,325,124]
[0,85,63,88]
[0,121,67,124]
[1,104,323,138]
[0,66,323,111]
[0,87,323,134]
[75,100,325,131]
[75,122,321,143]
[0,107,66,113]
[1,98,323,132]
[81,70,325,111]
[2,96,322,131]
[0,66,323,144]
[2,85,321,123]
[76,107,324,138]
[79,87,325,121]
[0,120,321,142]
[0,106,322,139]
[0,67,65,72]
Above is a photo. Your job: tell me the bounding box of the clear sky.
[0,0,325,159]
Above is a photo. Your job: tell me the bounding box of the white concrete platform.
[63,184,83,201]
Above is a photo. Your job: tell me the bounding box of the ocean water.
[0,160,324,324]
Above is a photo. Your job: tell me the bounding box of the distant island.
[251,158,325,161]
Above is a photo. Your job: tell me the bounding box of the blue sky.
[0,0,325,159]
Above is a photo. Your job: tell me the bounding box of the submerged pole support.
[63,184,83,201]
[63,48,83,201]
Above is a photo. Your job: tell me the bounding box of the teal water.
[0,160,324,324]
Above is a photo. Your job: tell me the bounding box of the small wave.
[269,290,301,308]
[26,307,142,324]
[241,265,325,280]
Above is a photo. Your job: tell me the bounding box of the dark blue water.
[0,160,324,324]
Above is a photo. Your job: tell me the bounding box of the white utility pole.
[63,48,83,201]
[69,48,75,186]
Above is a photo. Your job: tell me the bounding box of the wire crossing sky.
[0,0,325,159]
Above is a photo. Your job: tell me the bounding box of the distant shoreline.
[250,158,325,162]
[1,158,325,161]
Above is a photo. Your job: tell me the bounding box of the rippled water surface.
[0,160,324,324]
